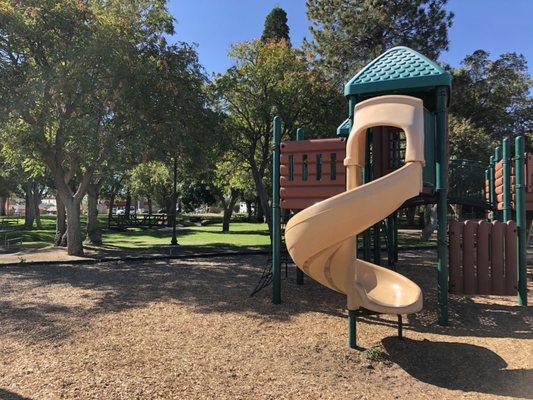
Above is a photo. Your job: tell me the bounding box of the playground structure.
[269,46,529,348]
[447,136,531,300]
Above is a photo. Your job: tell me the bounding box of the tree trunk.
[125,191,131,219]
[33,186,42,229]
[252,171,271,231]
[86,182,102,245]
[420,204,438,241]
[0,197,6,216]
[406,206,416,227]
[108,191,115,228]
[55,194,67,246]
[24,181,35,229]
[64,197,84,256]
[245,200,252,221]
[147,197,152,215]
[221,190,239,232]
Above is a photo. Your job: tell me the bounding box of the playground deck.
[0,252,531,399]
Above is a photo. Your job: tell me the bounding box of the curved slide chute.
[285,95,424,320]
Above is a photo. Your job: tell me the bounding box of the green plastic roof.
[336,118,351,136]
[344,46,451,97]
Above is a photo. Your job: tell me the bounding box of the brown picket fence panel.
[448,220,517,295]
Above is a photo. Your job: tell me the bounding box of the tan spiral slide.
[285,95,424,325]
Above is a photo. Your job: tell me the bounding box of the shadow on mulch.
[0,250,530,343]
[0,388,33,400]
[382,337,533,399]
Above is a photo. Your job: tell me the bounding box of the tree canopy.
[304,0,454,85]
[261,7,291,45]
[450,50,532,140]
[211,39,344,229]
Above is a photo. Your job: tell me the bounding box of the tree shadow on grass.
[382,337,533,399]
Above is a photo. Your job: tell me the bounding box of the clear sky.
[167,0,533,77]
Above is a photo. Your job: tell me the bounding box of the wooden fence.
[449,220,517,295]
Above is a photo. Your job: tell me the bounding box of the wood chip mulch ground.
[0,250,531,399]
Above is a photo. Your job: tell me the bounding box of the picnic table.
[0,228,22,249]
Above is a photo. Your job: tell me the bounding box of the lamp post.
[171,156,178,246]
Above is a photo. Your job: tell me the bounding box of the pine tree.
[304,0,454,84]
[261,7,291,46]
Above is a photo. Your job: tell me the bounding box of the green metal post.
[435,87,449,325]
[348,310,357,349]
[295,128,305,285]
[363,129,372,261]
[373,224,381,265]
[515,136,527,306]
[502,137,511,222]
[489,155,495,210]
[494,147,502,221]
[272,116,282,304]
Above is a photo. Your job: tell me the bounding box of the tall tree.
[211,40,344,232]
[304,0,454,84]
[0,0,197,255]
[261,7,291,45]
[450,50,532,140]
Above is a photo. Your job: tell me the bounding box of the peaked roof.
[344,46,452,97]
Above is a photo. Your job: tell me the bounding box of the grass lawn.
[0,214,435,259]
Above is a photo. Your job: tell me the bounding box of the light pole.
[171,156,178,246]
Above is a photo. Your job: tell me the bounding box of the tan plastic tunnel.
[285,95,425,317]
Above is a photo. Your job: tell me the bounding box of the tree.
[0,0,203,255]
[261,7,291,45]
[304,0,454,84]
[212,152,255,232]
[211,40,344,232]
[450,50,532,140]
[127,162,173,214]
[448,115,495,162]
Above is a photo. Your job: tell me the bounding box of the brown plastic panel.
[281,198,328,210]
[491,221,505,295]
[280,186,345,198]
[280,162,344,176]
[477,220,491,294]
[504,220,517,295]
[280,176,346,187]
[280,138,347,210]
[448,221,463,294]
[280,138,346,153]
[462,220,477,294]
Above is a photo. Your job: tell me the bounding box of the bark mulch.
[0,250,531,399]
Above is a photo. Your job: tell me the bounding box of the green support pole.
[348,310,357,349]
[272,116,282,304]
[502,138,511,222]
[295,128,305,286]
[515,136,527,306]
[363,129,372,261]
[494,147,502,221]
[373,223,381,265]
[435,87,449,325]
[392,211,398,262]
[489,155,495,209]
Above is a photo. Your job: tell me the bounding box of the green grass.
[1,213,433,256]
[101,222,270,249]
[0,215,270,254]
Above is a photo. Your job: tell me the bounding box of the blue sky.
[167,0,533,77]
